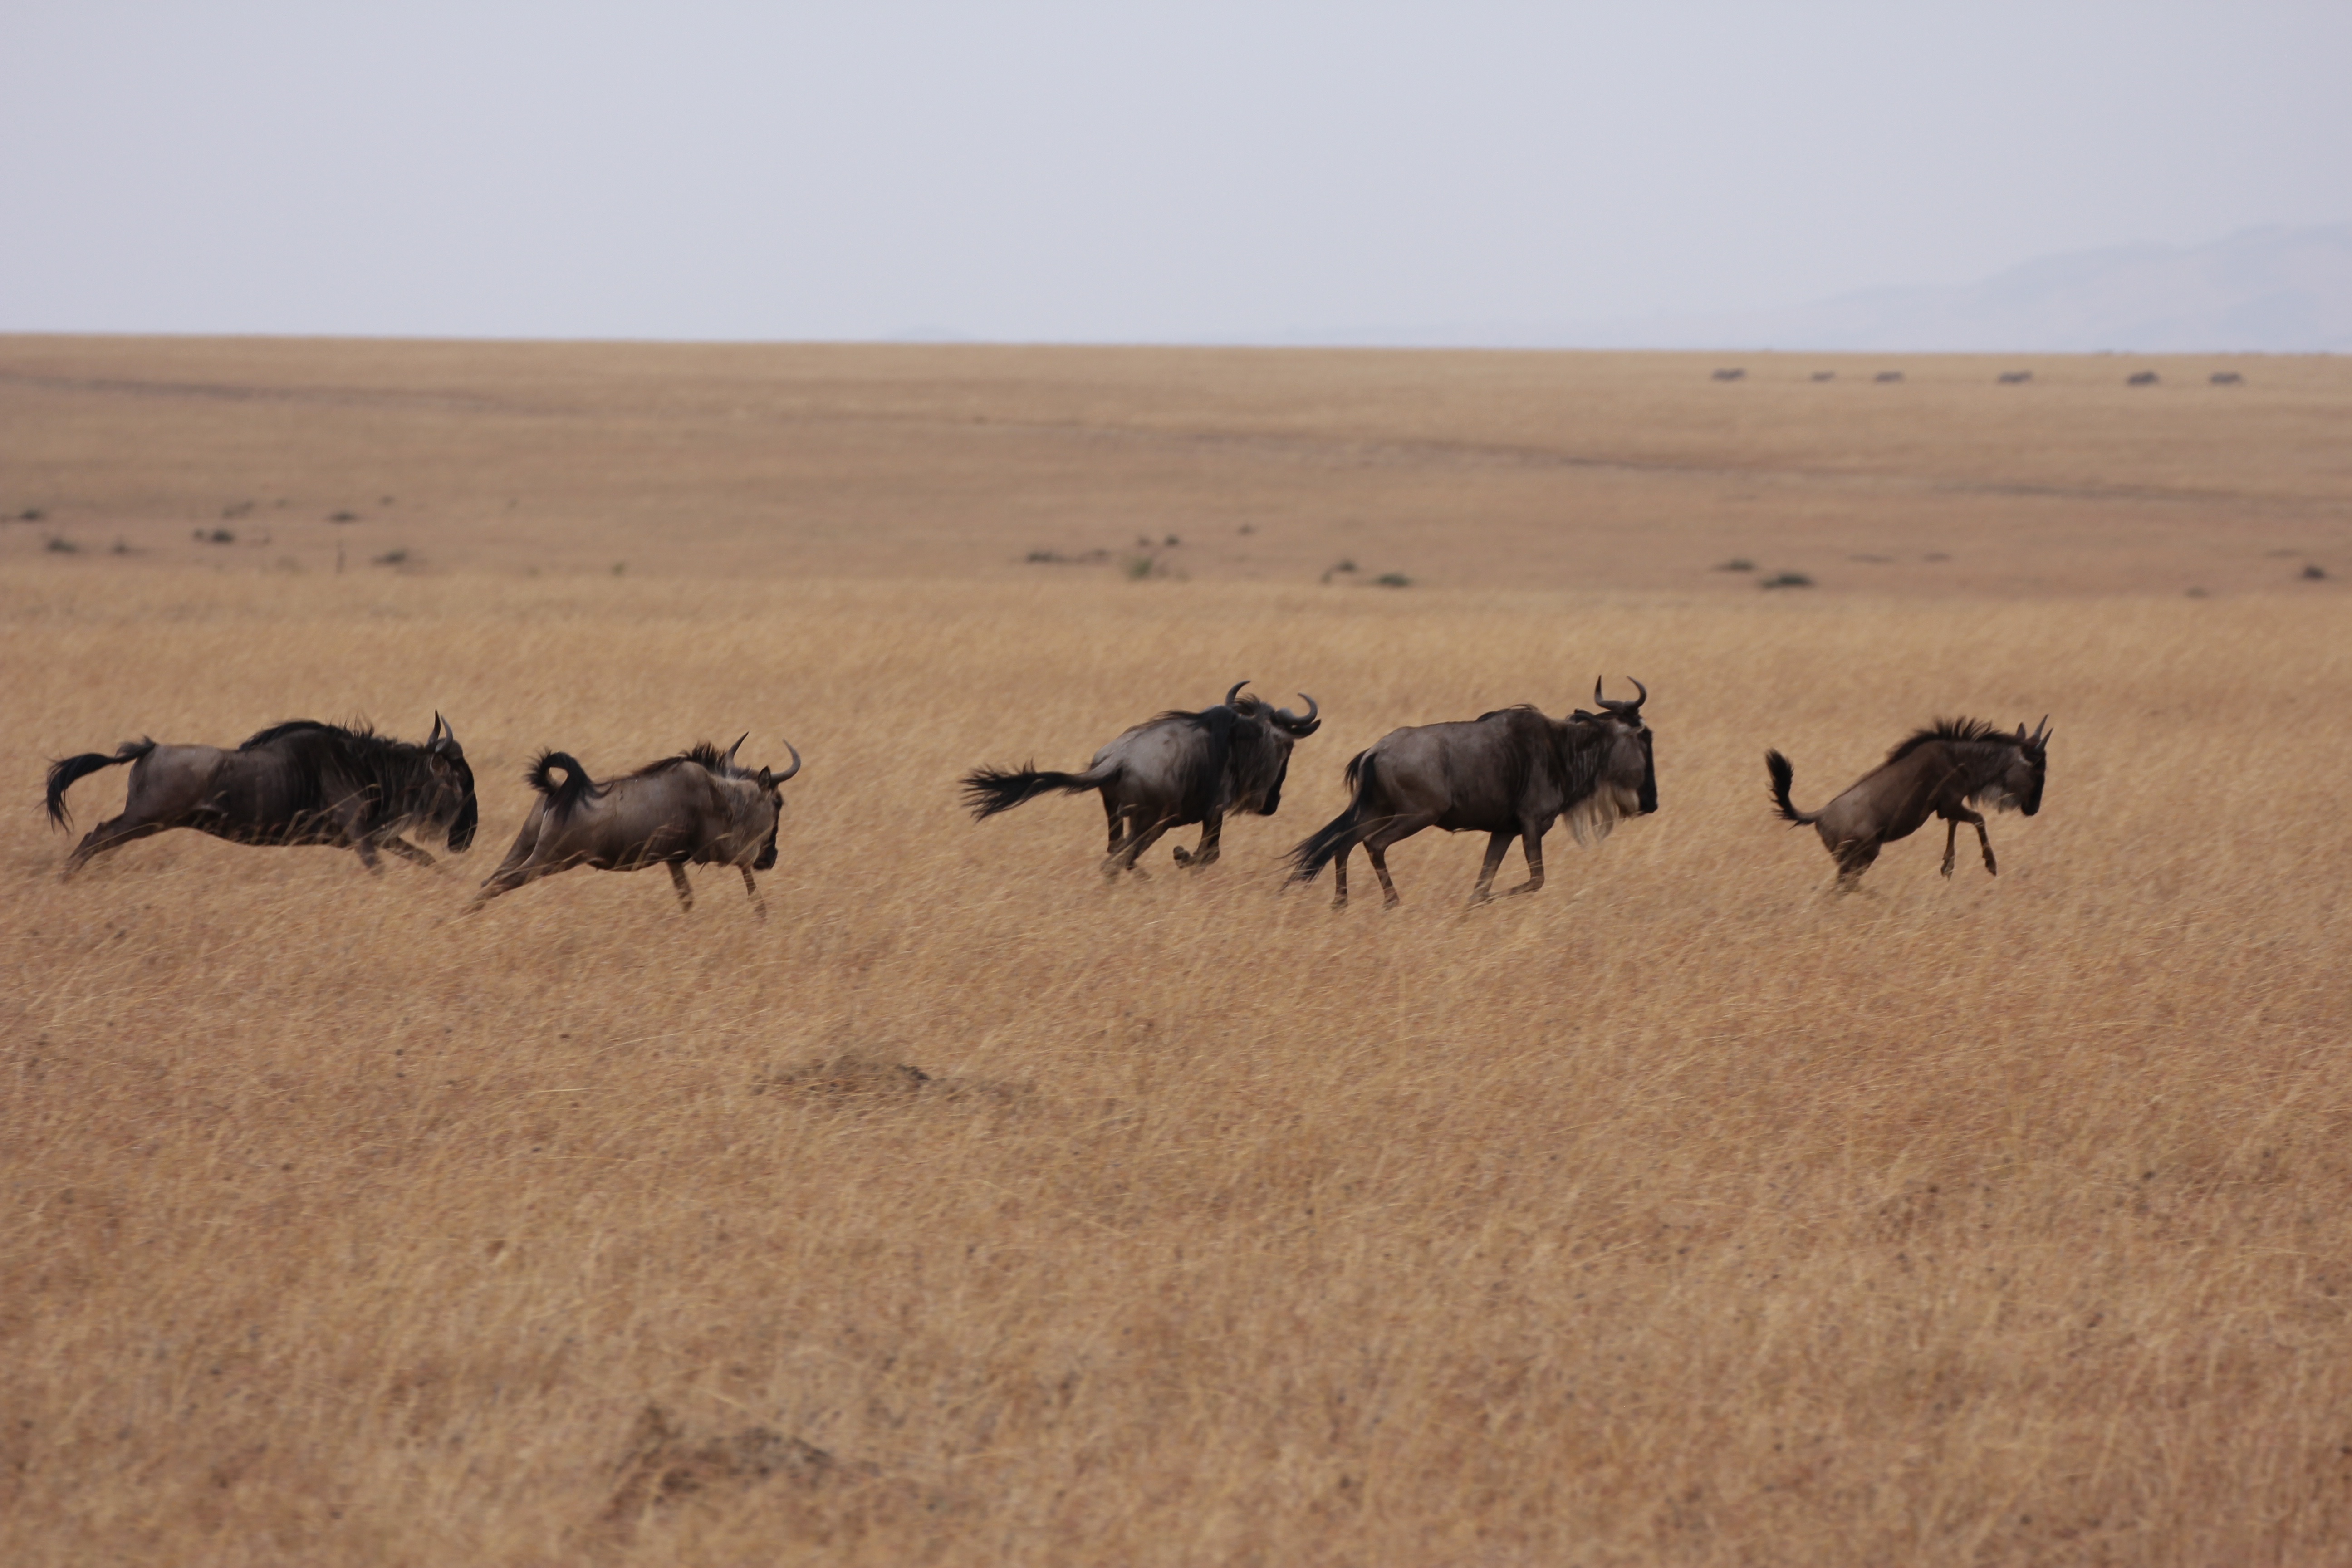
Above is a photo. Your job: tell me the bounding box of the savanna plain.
[4,338,2350,1565]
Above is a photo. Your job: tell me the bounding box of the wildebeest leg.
[381,835,440,870]
[1833,836,1881,891]
[61,815,168,879]
[1107,817,1174,876]
[1103,796,1126,855]
[1469,830,1516,903]
[1330,841,1351,909]
[668,862,695,911]
[1962,808,1996,875]
[1172,811,1222,869]
[1501,825,1547,898]
[739,865,767,919]
[1940,817,1960,877]
[1361,815,1432,908]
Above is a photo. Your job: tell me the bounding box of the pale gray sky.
[3,2,2344,342]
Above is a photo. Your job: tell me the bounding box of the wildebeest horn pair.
[2020,716,2052,750]
[1228,680,1321,734]
[1593,677,1647,717]
[427,710,461,750]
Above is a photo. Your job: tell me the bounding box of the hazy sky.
[3,3,2345,342]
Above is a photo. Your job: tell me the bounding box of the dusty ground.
[3,338,2350,1565]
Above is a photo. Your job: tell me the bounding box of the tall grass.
[7,565,2347,1563]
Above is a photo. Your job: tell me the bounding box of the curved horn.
[1225,681,1249,708]
[725,732,748,768]
[1275,692,1320,730]
[770,738,802,782]
[428,711,446,745]
[1594,676,1606,708]
[1594,676,1648,715]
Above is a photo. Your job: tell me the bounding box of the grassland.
[4,338,2350,1564]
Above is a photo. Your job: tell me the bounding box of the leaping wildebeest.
[1288,679,1656,908]
[44,715,478,879]
[1764,716,2049,888]
[960,681,1321,875]
[471,736,801,915]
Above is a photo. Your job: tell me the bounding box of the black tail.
[1287,750,1372,883]
[959,763,1110,821]
[526,750,598,819]
[44,739,155,829]
[1764,750,1815,826]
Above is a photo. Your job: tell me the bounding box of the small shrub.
[1810,371,1835,382]
[19,507,44,522]
[1715,558,1754,572]
[1333,559,1357,573]
[2211,372,2244,386]
[44,535,77,553]
[1760,572,1814,590]
[194,527,235,544]
[328,510,360,523]
[2301,564,2327,581]
[1998,371,2033,384]
[1374,572,1412,588]
[1163,534,1181,546]
[612,562,626,576]
[112,538,135,555]
[1873,371,1905,383]
[2127,371,2159,386]
[1122,555,1157,580]
[1711,368,1745,382]
[372,549,410,567]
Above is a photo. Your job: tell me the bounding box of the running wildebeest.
[960,681,1321,876]
[1288,679,1656,909]
[44,715,477,879]
[471,735,801,915]
[1764,716,2049,888]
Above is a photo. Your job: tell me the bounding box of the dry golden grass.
[5,338,2351,1564]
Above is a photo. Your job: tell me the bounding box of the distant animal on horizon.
[471,735,800,915]
[1997,371,2033,384]
[44,715,477,879]
[960,681,1321,876]
[1764,716,2049,889]
[1288,679,1656,909]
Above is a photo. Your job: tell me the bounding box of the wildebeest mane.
[635,740,735,777]
[1884,716,2005,763]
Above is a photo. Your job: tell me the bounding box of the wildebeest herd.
[42,680,2052,909]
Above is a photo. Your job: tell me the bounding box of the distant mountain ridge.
[1262,225,2352,354]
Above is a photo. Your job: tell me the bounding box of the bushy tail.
[959,762,1112,820]
[44,739,155,828]
[525,750,598,819]
[1287,750,1372,883]
[1764,750,1816,825]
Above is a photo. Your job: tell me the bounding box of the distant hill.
[1266,225,2352,354]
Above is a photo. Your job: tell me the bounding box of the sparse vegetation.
[328,510,360,523]
[43,534,77,553]
[1761,570,1814,588]
[1122,553,1158,580]
[6,336,2352,1564]
[18,507,45,522]
[195,527,235,544]
[1715,558,1755,572]
[1373,571,1411,588]
[371,548,409,567]
[2302,563,2326,580]
[2129,371,2160,386]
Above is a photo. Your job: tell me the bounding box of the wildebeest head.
[1585,677,1657,816]
[1986,716,2050,817]
[424,712,479,852]
[721,733,803,870]
[1225,682,1321,816]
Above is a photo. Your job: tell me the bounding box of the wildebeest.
[44,715,477,879]
[471,735,801,915]
[960,681,1321,876]
[1288,679,1656,909]
[1764,716,2049,888]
